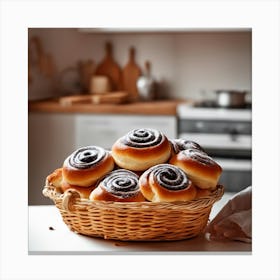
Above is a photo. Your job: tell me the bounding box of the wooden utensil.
[91,91,128,104]
[59,95,93,106]
[122,47,142,101]
[58,92,128,106]
[95,42,122,91]
[77,59,95,93]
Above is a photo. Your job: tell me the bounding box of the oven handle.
[178,133,251,150]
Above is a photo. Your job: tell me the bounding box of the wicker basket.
[43,184,224,241]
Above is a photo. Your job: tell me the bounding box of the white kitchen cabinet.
[29,113,177,205]
[75,114,177,149]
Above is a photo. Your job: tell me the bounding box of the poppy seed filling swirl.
[102,170,139,198]
[177,139,204,152]
[150,164,189,191]
[122,128,163,148]
[68,146,106,169]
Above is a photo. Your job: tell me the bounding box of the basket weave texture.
[43,184,224,241]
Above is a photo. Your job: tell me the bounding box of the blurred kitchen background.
[28,28,252,205]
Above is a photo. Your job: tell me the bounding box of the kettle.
[136,61,155,101]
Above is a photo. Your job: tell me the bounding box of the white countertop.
[28,193,251,254]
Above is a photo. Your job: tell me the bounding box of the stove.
[193,100,252,109]
[177,102,252,192]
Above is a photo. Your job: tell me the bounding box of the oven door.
[214,158,252,192]
[178,132,251,151]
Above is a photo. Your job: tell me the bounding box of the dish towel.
[206,186,252,243]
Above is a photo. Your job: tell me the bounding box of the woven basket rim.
[43,183,224,210]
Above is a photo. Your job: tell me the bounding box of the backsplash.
[28,28,251,101]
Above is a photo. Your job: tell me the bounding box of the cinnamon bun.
[61,181,96,199]
[139,164,197,202]
[90,169,146,202]
[194,187,212,199]
[170,139,205,154]
[62,146,114,187]
[111,128,171,171]
[46,168,63,189]
[169,149,222,190]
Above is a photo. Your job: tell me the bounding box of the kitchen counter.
[28,98,183,115]
[28,193,251,254]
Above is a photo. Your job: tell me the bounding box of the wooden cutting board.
[95,42,122,91]
[77,59,95,93]
[58,92,129,106]
[58,95,92,106]
[122,47,142,101]
[91,92,128,104]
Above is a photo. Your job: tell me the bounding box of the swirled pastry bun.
[170,149,222,190]
[46,168,63,188]
[90,169,146,202]
[62,146,114,187]
[139,164,197,202]
[194,187,212,199]
[61,181,96,199]
[170,139,205,155]
[111,128,171,171]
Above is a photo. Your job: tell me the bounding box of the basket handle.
[62,189,81,212]
[42,184,62,200]
[42,186,51,198]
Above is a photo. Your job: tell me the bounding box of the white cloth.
[206,186,252,243]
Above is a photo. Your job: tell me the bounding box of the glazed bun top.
[64,146,107,170]
[120,128,166,148]
[179,149,218,167]
[62,145,115,187]
[99,169,140,198]
[139,163,197,202]
[142,163,191,191]
[170,139,205,154]
[111,128,171,171]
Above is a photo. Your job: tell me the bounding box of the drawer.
[75,114,177,149]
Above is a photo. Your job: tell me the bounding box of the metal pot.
[215,90,247,108]
[137,61,155,101]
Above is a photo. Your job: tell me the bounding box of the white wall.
[28,28,251,101]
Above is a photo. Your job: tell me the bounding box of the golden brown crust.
[170,139,206,154]
[112,135,171,171]
[139,164,197,202]
[194,187,212,199]
[61,181,96,199]
[89,185,146,202]
[62,152,115,187]
[169,150,222,190]
[46,168,63,187]
[89,169,146,202]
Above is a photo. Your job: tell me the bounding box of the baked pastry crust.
[170,139,205,155]
[112,128,171,171]
[61,181,96,199]
[62,146,114,187]
[90,169,146,202]
[139,164,197,202]
[170,149,222,190]
[46,168,63,188]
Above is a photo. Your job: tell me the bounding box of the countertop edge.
[28,99,184,115]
